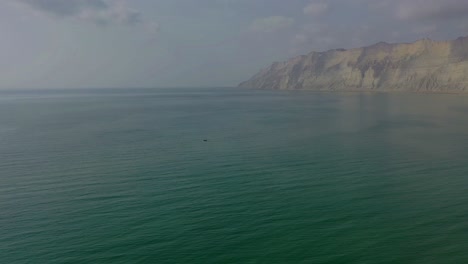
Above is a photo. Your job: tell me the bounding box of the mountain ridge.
[239,36,468,92]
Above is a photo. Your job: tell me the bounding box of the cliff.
[239,36,468,92]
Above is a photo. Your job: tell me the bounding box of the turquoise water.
[1,88,468,263]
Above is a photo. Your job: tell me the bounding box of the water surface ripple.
[1,88,468,263]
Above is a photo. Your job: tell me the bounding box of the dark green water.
[1,88,468,263]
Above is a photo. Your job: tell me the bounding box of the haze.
[1,0,468,89]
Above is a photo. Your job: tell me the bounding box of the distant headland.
[239,36,468,93]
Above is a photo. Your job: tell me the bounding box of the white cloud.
[303,1,328,17]
[249,16,294,33]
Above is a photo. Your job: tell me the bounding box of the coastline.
[243,87,468,95]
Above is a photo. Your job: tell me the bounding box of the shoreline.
[245,87,468,95]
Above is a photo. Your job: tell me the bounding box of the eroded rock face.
[239,36,468,92]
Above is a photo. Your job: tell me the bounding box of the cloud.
[303,1,328,16]
[145,22,161,40]
[17,0,107,17]
[249,16,294,33]
[292,34,308,46]
[147,22,161,34]
[15,0,147,27]
[396,0,468,21]
[78,1,142,26]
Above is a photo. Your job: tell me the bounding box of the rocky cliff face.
[239,36,468,92]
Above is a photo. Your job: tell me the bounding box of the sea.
[1,88,468,264]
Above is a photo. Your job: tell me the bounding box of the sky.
[1,0,468,89]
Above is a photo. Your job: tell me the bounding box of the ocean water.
[1,88,468,263]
